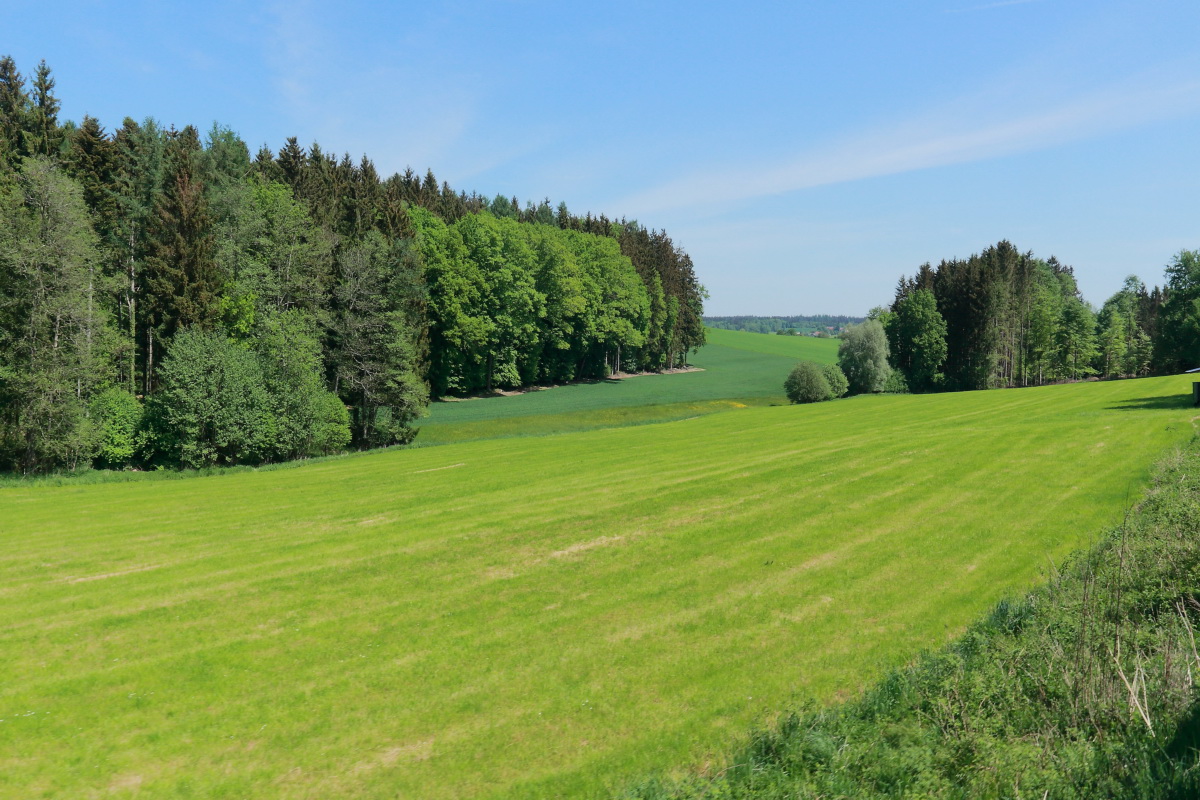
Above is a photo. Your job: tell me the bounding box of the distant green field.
[418,327,839,444]
[4,374,1196,799]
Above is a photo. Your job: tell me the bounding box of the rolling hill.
[417,327,840,445]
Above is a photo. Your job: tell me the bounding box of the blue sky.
[4,0,1199,315]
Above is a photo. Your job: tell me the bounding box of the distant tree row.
[705,315,862,336]
[875,240,1198,393]
[0,56,705,473]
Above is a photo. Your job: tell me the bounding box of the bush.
[882,369,910,394]
[822,364,848,398]
[142,329,274,468]
[88,388,142,468]
[838,320,892,394]
[311,391,352,454]
[785,362,832,404]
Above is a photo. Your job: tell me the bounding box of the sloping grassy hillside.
[698,327,839,361]
[418,328,838,444]
[3,375,1196,799]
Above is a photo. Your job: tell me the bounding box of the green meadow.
[417,327,839,444]
[3,371,1197,799]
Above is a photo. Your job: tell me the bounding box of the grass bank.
[627,436,1200,799]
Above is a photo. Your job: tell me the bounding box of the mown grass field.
[3,374,1197,799]
[417,327,839,444]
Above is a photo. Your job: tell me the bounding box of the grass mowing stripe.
[2,375,1196,798]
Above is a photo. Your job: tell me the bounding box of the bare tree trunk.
[146,327,153,395]
[128,249,137,393]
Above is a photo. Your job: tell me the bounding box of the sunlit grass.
[418,327,838,444]
[2,374,1195,798]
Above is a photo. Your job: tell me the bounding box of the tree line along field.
[417,327,839,444]
[3,372,1197,799]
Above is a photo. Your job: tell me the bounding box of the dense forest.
[876,240,1198,393]
[704,314,862,336]
[0,57,706,473]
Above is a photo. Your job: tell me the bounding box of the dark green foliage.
[144,125,222,375]
[784,362,832,404]
[24,60,62,159]
[88,388,142,468]
[626,441,1200,800]
[883,243,1163,391]
[838,320,891,394]
[1155,249,1200,372]
[0,56,29,167]
[330,232,428,447]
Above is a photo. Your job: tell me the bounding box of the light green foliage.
[784,361,831,404]
[311,390,353,454]
[142,328,272,467]
[562,226,649,374]
[412,207,489,395]
[3,374,1194,798]
[1054,279,1099,381]
[414,209,651,396]
[0,157,111,472]
[822,362,848,398]
[88,388,142,468]
[1096,275,1152,378]
[456,213,542,389]
[838,319,891,394]
[254,311,350,459]
[213,175,333,321]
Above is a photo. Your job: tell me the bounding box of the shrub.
[882,369,910,394]
[88,388,142,468]
[822,364,848,398]
[785,362,832,404]
[311,391,352,455]
[142,329,274,468]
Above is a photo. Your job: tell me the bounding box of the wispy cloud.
[617,73,1200,217]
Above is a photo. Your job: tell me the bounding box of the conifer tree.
[0,56,28,167]
[66,116,117,220]
[25,60,62,158]
[143,126,221,384]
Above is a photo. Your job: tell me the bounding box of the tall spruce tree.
[25,60,62,159]
[143,125,221,386]
[0,56,28,167]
